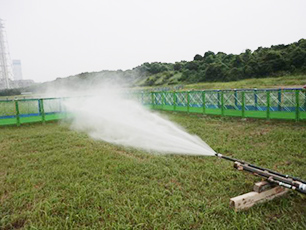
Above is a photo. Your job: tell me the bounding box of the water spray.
[63,89,306,199]
[215,153,306,195]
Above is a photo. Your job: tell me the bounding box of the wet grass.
[0,114,306,229]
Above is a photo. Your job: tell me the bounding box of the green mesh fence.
[145,88,306,121]
[0,98,66,126]
[0,100,17,126]
[299,90,306,120]
[0,89,305,127]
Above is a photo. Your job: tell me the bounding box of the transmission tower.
[0,19,13,89]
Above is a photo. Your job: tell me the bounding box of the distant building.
[12,59,23,80]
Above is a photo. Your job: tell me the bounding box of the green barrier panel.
[152,92,163,110]
[299,90,306,120]
[18,100,42,124]
[45,98,67,121]
[189,91,203,113]
[0,100,17,126]
[0,97,68,127]
[204,91,221,115]
[0,117,17,126]
[223,91,243,117]
[175,92,188,112]
[205,108,222,115]
[244,91,266,118]
[143,92,153,109]
[163,92,175,111]
[45,113,66,121]
[225,91,239,117]
[270,90,296,120]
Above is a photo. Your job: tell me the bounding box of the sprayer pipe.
[235,162,306,194]
[215,153,306,184]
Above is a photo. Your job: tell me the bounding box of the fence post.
[40,99,45,124]
[221,90,224,116]
[296,89,300,121]
[151,92,154,109]
[267,91,270,119]
[173,91,176,111]
[278,89,282,111]
[162,92,165,110]
[141,91,144,105]
[202,90,206,114]
[217,90,220,109]
[234,89,238,108]
[15,100,20,126]
[187,91,190,113]
[62,97,67,118]
[242,91,245,118]
[304,90,306,111]
[254,88,258,111]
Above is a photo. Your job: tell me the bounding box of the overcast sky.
[1,0,306,83]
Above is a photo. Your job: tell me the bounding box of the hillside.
[20,38,306,94]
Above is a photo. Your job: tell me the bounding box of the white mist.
[64,88,215,156]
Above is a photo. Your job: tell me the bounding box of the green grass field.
[0,113,306,229]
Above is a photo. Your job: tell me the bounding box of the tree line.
[136,39,306,84]
[0,88,21,97]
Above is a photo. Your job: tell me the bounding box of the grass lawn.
[0,113,306,229]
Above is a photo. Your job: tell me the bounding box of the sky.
[0,0,306,83]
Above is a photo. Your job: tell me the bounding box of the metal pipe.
[215,153,306,194]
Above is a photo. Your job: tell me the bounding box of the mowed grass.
[0,114,306,229]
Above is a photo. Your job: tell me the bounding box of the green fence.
[137,88,306,121]
[0,98,66,126]
[0,88,305,127]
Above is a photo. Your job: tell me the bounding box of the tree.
[205,63,228,81]
[185,61,199,71]
[173,62,182,71]
[290,48,306,68]
[193,54,203,61]
[203,51,215,59]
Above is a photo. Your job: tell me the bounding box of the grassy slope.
[1,75,305,100]
[136,74,306,91]
[184,75,306,90]
[0,114,306,229]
